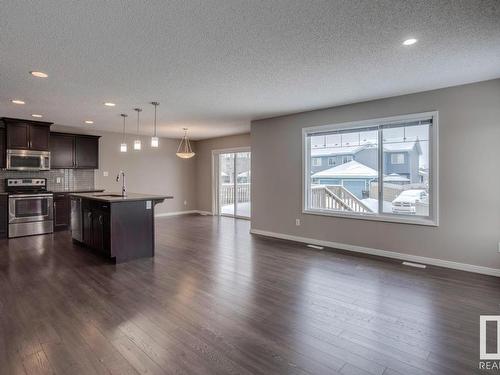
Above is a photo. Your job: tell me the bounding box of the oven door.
[9,194,54,224]
[6,150,51,171]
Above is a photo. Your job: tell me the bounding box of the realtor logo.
[480,315,500,360]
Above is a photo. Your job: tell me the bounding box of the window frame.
[342,155,353,164]
[302,111,439,226]
[312,157,322,167]
[390,153,405,165]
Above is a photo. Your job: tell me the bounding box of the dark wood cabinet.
[82,200,110,254]
[1,118,52,151]
[49,132,99,169]
[75,136,99,169]
[53,193,71,231]
[49,134,75,169]
[29,125,50,151]
[0,127,5,169]
[82,207,93,246]
[0,194,8,239]
[6,123,29,149]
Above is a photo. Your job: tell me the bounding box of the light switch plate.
[103,171,109,177]
[146,201,152,210]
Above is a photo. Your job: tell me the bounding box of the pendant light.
[133,108,142,150]
[176,128,195,159]
[150,101,159,148]
[120,114,128,152]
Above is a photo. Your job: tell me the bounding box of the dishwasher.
[70,196,82,241]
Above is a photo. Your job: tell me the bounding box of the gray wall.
[251,79,500,269]
[195,133,251,213]
[52,125,198,215]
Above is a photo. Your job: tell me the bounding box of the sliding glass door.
[217,150,251,218]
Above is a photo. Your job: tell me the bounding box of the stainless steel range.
[6,178,54,238]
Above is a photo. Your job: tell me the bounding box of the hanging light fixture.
[133,108,142,150]
[150,101,159,148]
[120,114,128,152]
[176,128,195,159]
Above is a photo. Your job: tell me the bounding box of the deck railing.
[311,185,372,213]
[220,183,251,205]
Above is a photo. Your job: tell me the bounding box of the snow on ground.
[221,202,251,217]
[361,198,393,213]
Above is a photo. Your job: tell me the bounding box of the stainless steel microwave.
[6,149,51,171]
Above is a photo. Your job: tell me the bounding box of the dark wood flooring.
[0,215,499,375]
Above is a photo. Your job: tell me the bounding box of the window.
[303,112,437,225]
[312,157,322,166]
[390,153,405,164]
[342,155,353,164]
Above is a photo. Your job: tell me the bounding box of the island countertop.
[70,192,173,203]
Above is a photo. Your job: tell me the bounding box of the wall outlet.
[103,171,109,177]
[56,177,61,184]
[184,200,187,206]
[296,218,301,226]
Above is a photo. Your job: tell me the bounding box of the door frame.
[211,147,251,219]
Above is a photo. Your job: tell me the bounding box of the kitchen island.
[70,192,173,263]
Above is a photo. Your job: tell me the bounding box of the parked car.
[392,189,428,214]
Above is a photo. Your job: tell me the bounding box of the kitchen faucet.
[116,171,126,197]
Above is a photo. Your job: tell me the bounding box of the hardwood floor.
[0,215,498,375]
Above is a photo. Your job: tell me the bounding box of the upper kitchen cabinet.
[75,135,99,169]
[50,133,75,168]
[50,132,100,169]
[1,118,52,151]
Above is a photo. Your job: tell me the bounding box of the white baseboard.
[198,210,214,216]
[250,228,500,277]
[156,210,213,218]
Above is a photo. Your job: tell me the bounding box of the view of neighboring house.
[311,140,422,200]
[312,160,377,198]
[383,141,422,183]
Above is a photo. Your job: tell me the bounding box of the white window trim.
[302,111,439,226]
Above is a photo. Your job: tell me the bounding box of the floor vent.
[307,244,324,250]
[402,261,427,269]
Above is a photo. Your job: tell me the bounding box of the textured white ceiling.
[0,0,499,140]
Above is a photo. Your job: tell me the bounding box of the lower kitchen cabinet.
[0,195,8,239]
[82,200,110,254]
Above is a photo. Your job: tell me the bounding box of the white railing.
[311,185,372,213]
[220,183,251,205]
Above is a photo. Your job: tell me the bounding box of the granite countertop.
[70,192,173,203]
[53,189,105,194]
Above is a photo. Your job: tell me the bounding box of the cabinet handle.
[88,212,92,218]
[99,215,103,224]
[54,202,57,209]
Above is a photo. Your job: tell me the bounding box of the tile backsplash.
[0,169,95,192]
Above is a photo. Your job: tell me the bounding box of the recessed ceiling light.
[403,38,418,46]
[85,120,94,124]
[31,114,43,118]
[30,71,48,78]
[104,102,116,107]
[11,99,25,105]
